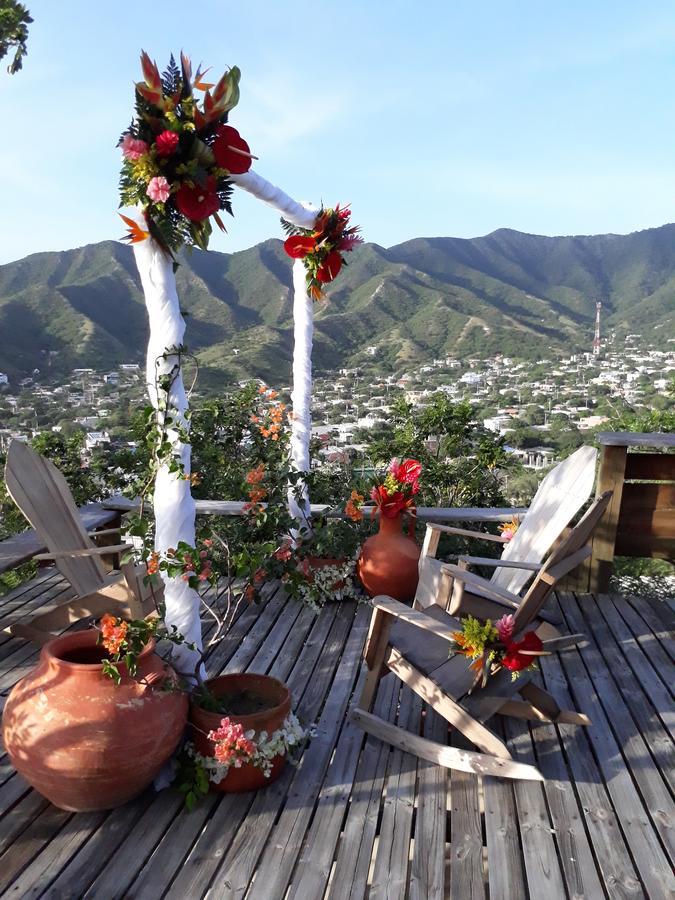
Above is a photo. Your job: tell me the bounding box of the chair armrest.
[457,556,541,571]
[370,595,458,643]
[426,523,505,543]
[440,564,522,606]
[34,544,132,561]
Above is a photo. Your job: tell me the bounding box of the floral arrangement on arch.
[118,51,255,257]
[347,458,421,521]
[451,614,545,686]
[281,205,363,300]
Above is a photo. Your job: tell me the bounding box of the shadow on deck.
[0,572,673,899]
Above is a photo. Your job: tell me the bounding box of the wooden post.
[587,443,627,593]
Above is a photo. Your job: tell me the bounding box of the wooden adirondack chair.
[4,441,160,644]
[351,491,612,781]
[415,445,597,624]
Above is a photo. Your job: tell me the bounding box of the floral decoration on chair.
[118,51,255,257]
[281,205,363,300]
[451,614,545,686]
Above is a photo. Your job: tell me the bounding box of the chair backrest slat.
[5,441,107,596]
[494,446,597,594]
[512,491,612,633]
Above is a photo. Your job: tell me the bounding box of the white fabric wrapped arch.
[232,172,318,533]
[132,234,203,676]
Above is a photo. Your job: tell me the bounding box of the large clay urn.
[2,630,188,811]
[190,672,291,793]
[357,511,420,601]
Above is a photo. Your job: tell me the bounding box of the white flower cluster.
[188,712,307,784]
[295,553,365,614]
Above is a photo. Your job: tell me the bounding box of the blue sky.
[2,0,675,263]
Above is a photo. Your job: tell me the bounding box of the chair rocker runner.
[352,491,612,781]
[4,441,160,645]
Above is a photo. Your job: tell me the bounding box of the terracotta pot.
[2,630,188,812]
[357,511,420,601]
[190,672,291,793]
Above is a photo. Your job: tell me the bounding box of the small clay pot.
[2,630,188,811]
[357,511,420,601]
[189,673,291,793]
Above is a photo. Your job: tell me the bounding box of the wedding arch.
[118,51,361,670]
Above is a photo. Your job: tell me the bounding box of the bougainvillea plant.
[118,51,255,257]
[281,205,363,300]
[351,458,421,520]
[451,614,545,686]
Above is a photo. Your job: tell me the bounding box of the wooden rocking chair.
[4,441,160,645]
[351,491,612,780]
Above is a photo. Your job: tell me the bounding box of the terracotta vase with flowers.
[356,459,422,602]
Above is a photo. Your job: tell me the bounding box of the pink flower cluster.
[208,717,257,768]
[495,614,515,643]
[120,133,148,161]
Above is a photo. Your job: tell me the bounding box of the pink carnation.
[155,130,179,157]
[120,133,148,161]
[146,176,170,203]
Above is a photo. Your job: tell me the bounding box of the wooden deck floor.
[0,572,673,899]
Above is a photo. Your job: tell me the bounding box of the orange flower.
[345,490,364,522]
[247,487,267,504]
[245,464,265,484]
[100,613,129,656]
[258,385,267,394]
[146,551,160,575]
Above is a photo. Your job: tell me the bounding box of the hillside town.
[1,335,673,477]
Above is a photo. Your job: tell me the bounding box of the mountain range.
[0,224,673,387]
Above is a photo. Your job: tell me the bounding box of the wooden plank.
[620,483,675,511]
[285,668,370,900]
[526,709,607,899]
[538,639,645,898]
[238,604,370,900]
[614,533,675,559]
[583,594,674,748]
[448,735,484,900]
[502,716,567,899]
[410,709,447,900]
[616,508,675,538]
[553,593,675,896]
[327,675,399,900]
[483,730,527,900]
[622,593,675,663]
[597,432,675,448]
[0,790,49,855]
[0,804,72,895]
[369,688,422,900]
[162,607,321,900]
[624,452,675,481]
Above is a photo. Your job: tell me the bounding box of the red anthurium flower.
[316,250,343,283]
[213,125,253,174]
[284,235,317,259]
[396,459,422,485]
[502,631,543,671]
[175,176,220,221]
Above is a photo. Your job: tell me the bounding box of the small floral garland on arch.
[118,51,255,257]
[282,205,362,300]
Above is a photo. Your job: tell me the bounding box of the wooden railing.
[581,432,675,592]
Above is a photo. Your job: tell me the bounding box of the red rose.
[213,125,253,174]
[155,130,179,157]
[502,631,543,671]
[175,176,220,221]
[316,250,343,283]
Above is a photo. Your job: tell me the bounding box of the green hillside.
[0,224,673,385]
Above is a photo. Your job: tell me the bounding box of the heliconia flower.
[120,133,149,161]
[175,176,220,221]
[155,130,180,157]
[146,176,171,203]
[495,614,515,643]
[213,125,254,174]
[316,250,343,283]
[284,235,317,259]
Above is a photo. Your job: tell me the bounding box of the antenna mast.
[593,301,602,356]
